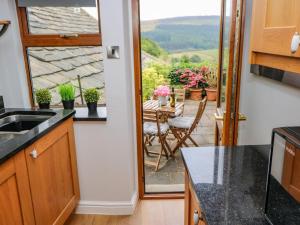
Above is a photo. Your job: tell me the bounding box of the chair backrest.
[175,89,186,102]
[189,97,207,133]
[143,109,168,136]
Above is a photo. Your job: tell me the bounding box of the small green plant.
[35,88,52,104]
[58,83,75,101]
[84,88,100,103]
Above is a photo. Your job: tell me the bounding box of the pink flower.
[154,85,170,97]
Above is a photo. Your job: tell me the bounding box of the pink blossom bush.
[154,85,170,97]
[179,66,209,89]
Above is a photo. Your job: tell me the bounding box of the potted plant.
[84,88,100,113]
[58,83,76,110]
[205,72,218,101]
[35,88,52,109]
[154,85,170,106]
[180,66,209,100]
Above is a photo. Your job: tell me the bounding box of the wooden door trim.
[131,0,145,199]
[215,0,226,145]
[216,0,246,146]
[233,0,246,145]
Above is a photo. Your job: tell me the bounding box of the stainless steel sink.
[0,112,55,133]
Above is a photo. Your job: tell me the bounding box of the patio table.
[143,100,184,118]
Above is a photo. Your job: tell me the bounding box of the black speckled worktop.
[0,108,75,164]
[181,145,271,225]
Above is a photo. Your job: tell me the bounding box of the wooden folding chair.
[168,97,207,153]
[143,109,173,171]
[174,89,186,117]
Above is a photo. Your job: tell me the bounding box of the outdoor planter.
[87,102,97,113]
[38,103,50,109]
[62,100,75,110]
[205,88,217,101]
[189,89,202,101]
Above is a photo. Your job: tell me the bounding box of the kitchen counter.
[181,145,271,225]
[0,108,75,164]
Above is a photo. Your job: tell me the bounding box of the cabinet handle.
[30,149,38,159]
[291,32,300,53]
[193,210,204,225]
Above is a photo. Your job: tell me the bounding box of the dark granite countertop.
[181,145,271,225]
[0,108,75,164]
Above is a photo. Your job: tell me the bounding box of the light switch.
[106,46,120,59]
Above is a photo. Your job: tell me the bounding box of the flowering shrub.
[179,66,209,89]
[154,85,170,97]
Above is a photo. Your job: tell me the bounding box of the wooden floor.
[65,200,184,225]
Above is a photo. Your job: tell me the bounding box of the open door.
[215,0,246,146]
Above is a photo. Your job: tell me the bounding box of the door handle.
[214,113,224,121]
[238,113,247,121]
[214,113,246,121]
[291,32,300,54]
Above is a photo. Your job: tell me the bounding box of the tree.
[141,38,167,57]
[190,55,202,63]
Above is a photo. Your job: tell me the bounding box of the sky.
[140,0,221,21]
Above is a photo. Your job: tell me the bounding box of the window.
[17,1,105,106]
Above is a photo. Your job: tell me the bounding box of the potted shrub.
[205,72,218,101]
[35,88,52,109]
[154,85,170,106]
[180,66,209,100]
[58,83,76,110]
[83,88,100,113]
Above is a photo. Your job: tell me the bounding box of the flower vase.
[158,96,168,106]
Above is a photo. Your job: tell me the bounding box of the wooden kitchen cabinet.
[250,0,300,73]
[185,170,207,225]
[282,143,300,202]
[0,152,35,225]
[25,118,80,225]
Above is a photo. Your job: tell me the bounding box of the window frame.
[16,3,102,106]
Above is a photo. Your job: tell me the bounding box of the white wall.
[74,0,138,215]
[0,0,138,215]
[0,0,30,108]
[238,0,300,145]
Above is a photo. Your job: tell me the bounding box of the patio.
[144,100,216,193]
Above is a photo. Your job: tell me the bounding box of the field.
[169,49,219,63]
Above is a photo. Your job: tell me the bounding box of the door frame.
[215,0,246,146]
[131,0,246,199]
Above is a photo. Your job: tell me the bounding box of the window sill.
[73,107,107,122]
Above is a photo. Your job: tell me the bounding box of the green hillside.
[141,16,224,53]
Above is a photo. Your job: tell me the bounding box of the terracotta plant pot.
[62,100,75,110]
[205,88,217,101]
[38,103,50,109]
[189,89,202,101]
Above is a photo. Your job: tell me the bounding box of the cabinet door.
[25,119,80,225]
[282,143,300,202]
[0,152,35,225]
[251,0,300,57]
[185,170,207,225]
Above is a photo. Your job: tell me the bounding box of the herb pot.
[87,102,97,113]
[62,100,75,110]
[38,103,50,109]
